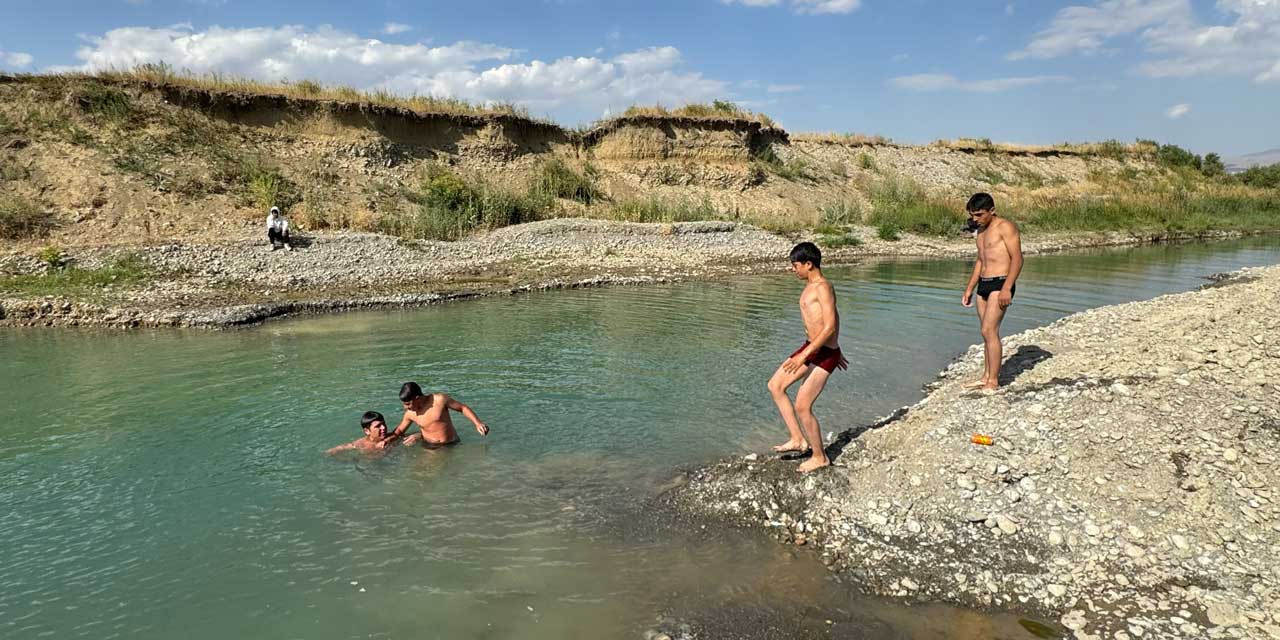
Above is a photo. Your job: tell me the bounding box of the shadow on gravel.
[998,345,1054,386]
[826,407,909,463]
[1199,272,1258,289]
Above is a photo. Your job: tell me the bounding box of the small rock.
[1048,531,1064,546]
[901,577,919,591]
[1062,610,1088,631]
[743,453,759,462]
[996,515,1019,535]
[1048,584,1068,597]
[1223,449,1239,462]
[1085,523,1101,536]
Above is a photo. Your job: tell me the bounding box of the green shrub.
[1200,153,1226,177]
[380,168,546,240]
[819,200,861,226]
[877,223,901,241]
[1156,144,1202,171]
[857,153,877,171]
[0,196,55,239]
[240,158,300,211]
[75,84,133,122]
[865,174,964,236]
[1020,192,1280,234]
[532,158,596,204]
[38,246,65,268]
[1239,163,1280,189]
[752,146,814,182]
[612,197,721,223]
[820,233,863,248]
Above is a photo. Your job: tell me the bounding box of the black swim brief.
[976,276,1015,300]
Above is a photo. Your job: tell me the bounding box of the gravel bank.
[0,218,1268,328]
[670,265,1280,640]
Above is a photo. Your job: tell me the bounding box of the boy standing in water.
[769,242,847,473]
[386,382,490,447]
[961,193,1023,391]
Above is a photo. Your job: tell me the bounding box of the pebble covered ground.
[673,265,1280,640]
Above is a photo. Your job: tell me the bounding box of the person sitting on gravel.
[267,206,292,251]
[767,242,848,473]
[326,411,417,454]
[961,192,1023,391]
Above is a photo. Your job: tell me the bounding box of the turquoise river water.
[2,237,1279,639]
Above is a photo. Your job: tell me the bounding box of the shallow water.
[2,237,1278,639]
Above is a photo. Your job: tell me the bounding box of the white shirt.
[267,214,289,233]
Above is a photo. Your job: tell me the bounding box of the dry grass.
[611,101,777,127]
[72,63,537,120]
[792,132,894,146]
[932,137,1157,158]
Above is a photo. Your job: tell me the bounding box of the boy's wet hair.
[789,242,822,268]
[360,411,386,430]
[966,192,996,212]
[399,382,424,403]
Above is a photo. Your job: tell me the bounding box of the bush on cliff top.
[0,196,56,240]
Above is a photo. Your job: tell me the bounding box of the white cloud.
[976,35,989,43]
[1010,0,1191,60]
[1010,0,1280,83]
[891,52,910,62]
[1165,102,1190,118]
[1,49,34,68]
[890,73,1072,92]
[720,0,861,15]
[766,83,804,93]
[382,22,412,35]
[61,24,727,113]
[1006,3,1015,16]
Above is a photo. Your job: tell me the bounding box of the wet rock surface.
[671,265,1280,640]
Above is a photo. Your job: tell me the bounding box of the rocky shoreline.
[1,218,1267,329]
[670,262,1280,637]
[668,264,1280,639]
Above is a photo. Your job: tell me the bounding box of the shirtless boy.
[768,242,848,473]
[386,381,490,447]
[961,193,1024,391]
[326,411,412,454]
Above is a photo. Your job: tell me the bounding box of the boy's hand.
[837,354,849,370]
[997,289,1013,308]
[782,355,807,374]
[475,422,490,436]
[961,291,973,307]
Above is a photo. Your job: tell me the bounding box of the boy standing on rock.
[961,193,1023,390]
[769,242,847,473]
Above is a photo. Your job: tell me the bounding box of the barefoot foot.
[963,380,989,390]
[797,456,831,473]
[772,441,809,453]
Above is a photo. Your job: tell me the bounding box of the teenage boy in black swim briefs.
[767,242,848,473]
[961,193,1024,391]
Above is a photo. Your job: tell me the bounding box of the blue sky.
[1,0,1277,155]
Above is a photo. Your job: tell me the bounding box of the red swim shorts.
[790,341,846,373]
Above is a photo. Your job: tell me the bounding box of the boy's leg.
[768,362,813,452]
[965,298,989,388]
[980,295,1008,389]
[794,367,833,473]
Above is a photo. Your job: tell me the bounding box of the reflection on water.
[1,236,1278,639]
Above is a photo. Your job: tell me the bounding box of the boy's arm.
[388,412,413,439]
[785,285,838,372]
[326,440,359,455]
[998,223,1023,307]
[445,394,489,436]
[963,239,982,307]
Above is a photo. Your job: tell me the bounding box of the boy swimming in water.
[768,242,848,473]
[385,382,490,447]
[961,192,1023,391]
[326,411,417,454]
